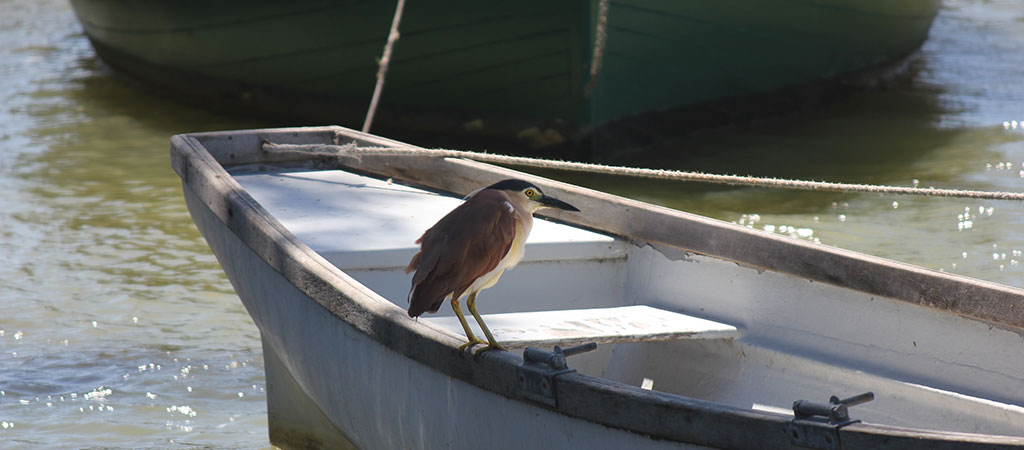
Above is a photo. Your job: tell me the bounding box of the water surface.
[1,0,1023,448]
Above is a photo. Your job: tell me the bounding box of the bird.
[404,179,580,354]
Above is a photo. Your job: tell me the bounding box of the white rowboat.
[172,126,1024,449]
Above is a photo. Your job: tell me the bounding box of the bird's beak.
[539,195,580,212]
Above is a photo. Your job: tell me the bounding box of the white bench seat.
[421,305,740,349]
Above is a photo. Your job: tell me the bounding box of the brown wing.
[405,190,516,317]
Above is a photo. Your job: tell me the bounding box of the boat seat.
[420,305,740,349]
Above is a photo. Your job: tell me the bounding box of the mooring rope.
[362,0,406,133]
[262,142,1024,201]
[583,0,610,97]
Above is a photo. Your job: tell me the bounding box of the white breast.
[464,210,533,297]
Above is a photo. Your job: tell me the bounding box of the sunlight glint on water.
[2,0,1024,448]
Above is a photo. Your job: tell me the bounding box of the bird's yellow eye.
[524,189,536,198]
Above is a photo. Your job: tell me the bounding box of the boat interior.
[230,163,1024,439]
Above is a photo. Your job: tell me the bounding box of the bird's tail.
[407,286,455,318]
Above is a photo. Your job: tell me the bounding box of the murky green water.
[1,0,1023,448]
[1,1,272,448]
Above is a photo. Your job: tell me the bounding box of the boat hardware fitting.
[517,343,597,406]
[788,392,874,450]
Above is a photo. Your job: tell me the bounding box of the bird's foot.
[457,338,487,352]
[473,341,507,356]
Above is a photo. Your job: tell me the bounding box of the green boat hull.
[70,0,940,151]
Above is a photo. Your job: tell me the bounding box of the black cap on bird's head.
[485,179,538,192]
[482,178,580,212]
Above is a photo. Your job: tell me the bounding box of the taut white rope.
[262,141,1024,201]
[583,0,610,97]
[362,0,406,133]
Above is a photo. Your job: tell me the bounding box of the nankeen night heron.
[405,179,580,353]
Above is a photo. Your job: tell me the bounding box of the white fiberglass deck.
[233,168,630,315]
[234,167,740,350]
[234,168,622,267]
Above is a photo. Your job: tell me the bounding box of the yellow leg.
[451,296,485,351]
[467,292,507,354]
